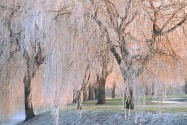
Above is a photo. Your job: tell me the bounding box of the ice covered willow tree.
[1,0,115,121]
[0,0,187,124]
[83,0,152,109]
[50,0,185,111]
[0,0,46,121]
[76,0,187,109]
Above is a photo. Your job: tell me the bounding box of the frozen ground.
[3,97,187,125]
[15,110,187,125]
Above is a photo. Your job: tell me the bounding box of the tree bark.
[184,84,187,94]
[94,87,98,99]
[22,44,44,120]
[83,87,88,101]
[88,85,94,100]
[24,74,35,121]
[73,89,77,104]
[124,87,134,109]
[111,84,116,98]
[97,77,106,104]
[77,90,83,109]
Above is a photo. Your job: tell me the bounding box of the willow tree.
[86,0,187,109]
[16,0,47,120]
[87,0,148,109]
[33,0,110,123]
[22,44,45,120]
[0,0,47,122]
[1,0,187,124]
[48,0,187,109]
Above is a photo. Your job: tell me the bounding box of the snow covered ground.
[15,111,187,125]
[3,97,187,125]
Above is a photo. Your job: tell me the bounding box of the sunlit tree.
[87,0,187,109]
[1,0,187,124]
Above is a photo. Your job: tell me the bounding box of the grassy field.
[64,94,187,113]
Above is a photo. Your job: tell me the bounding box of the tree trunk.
[124,87,134,109]
[184,83,187,94]
[111,44,135,109]
[111,84,116,98]
[97,77,106,104]
[94,87,98,99]
[77,90,83,109]
[73,89,77,104]
[24,74,35,121]
[88,85,94,100]
[83,87,88,101]
[22,44,44,120]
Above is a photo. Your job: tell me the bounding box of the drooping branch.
[161,15,187,35]
[160,6,186,32]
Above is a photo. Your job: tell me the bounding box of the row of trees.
[0,0,187,124]
[76,79,117,103]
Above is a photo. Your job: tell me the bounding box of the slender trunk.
[77,90,83,109]
[185,84,187,94]
[111,84,116,98]
[124,86,134,109]
[24,74,35,121]
[97,77,106,104]
[83,87,88,101]
[94,87,98,99]
[145,84,149,95]
[73,89,77,104]
[23,50,35,121]
[88,85,94,100]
